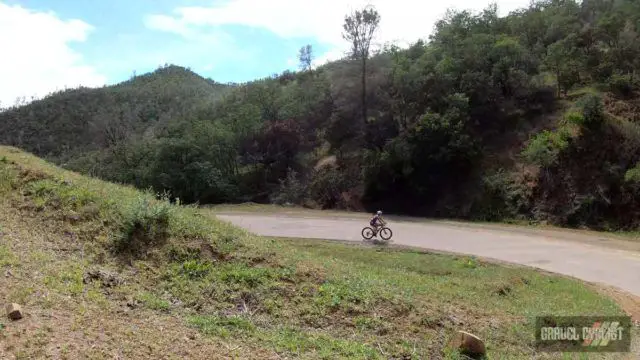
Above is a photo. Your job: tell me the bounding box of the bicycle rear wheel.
[361,227,375,240]
[379,227,393,241]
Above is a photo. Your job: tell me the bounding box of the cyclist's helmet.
[376,210,382,215]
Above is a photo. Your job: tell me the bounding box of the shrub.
[607,73,635,98]
[270,168,307,205]
[577,93,605,128]
[563,109,585,127]
[472,169,531,221]
[307,166,350,209]
[624,163,640,183]
[522,129,569,167]
[113,192,173,256]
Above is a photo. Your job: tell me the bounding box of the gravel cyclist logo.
[581,321,624,347]
[535,316,631,352]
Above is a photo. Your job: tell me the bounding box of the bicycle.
[361,223,393,241]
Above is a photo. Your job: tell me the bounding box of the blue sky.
[0,0,532,106]
[4,0,329,84]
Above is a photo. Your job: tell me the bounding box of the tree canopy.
[3,0,640,230]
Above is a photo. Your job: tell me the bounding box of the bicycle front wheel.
[379,227,393,241]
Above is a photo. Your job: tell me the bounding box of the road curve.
[216,213,640,297]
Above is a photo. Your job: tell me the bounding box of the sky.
[0,0,534,107]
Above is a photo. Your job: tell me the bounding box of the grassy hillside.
[1,146,638,359]
[3,0,640,232]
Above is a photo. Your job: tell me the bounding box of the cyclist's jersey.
[370,215,382,226]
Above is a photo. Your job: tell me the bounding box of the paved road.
[217,213,640,297]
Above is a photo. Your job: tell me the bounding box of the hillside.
[0,146,637,359]
[0,65,232,163]
[3,0,640,231]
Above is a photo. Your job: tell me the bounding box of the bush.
[577,93,605,128]
[522,129,570,167]
[607,74,635,98]
[624,163,640,183]
[113,192,173,256]
[563,109,585,127]
[307,166,352,209]
[270,168,307,205]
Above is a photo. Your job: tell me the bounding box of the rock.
[449,330,486,358]
[6,303,23,320]
[83,269,123,288]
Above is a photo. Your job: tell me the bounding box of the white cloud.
[144,13,235,46]
[0,2,106,107]
[144,0,533,67]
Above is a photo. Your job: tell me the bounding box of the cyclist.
[369,210,385,236]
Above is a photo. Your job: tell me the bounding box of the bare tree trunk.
[361,56,367,141]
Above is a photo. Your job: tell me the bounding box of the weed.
[188,315,255,338]
[9,286,34,304]
[0,161,17,194]
[136,292,171,311]
[266,327,379,359]
[0,245,18,267]
[456,256,480,269]
[217,263,274,287]
[43,265,85,297]
[315,278,377,311]
[179,259,213,279]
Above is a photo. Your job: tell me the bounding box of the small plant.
[137,292,171,311]
[457,256,479,269]
[112,192,173,256]
[0,161,16,194]
[188,315,255,338]
[180,259,213,279]
[218,263,272,287]
[0,245,18,267]
[563,109,585,126]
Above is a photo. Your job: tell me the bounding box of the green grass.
[0,244,18,267]
[136,291,171,311]
[0,145,637,359]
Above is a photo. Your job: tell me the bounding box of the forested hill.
[3,0,640,231]
[0,65,232,162]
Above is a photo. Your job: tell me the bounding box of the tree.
[342,5,380,128]
[298,44,313,71]
[616,21,640,81]
[545,37,581,96]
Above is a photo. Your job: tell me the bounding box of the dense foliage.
[3,0,640,230]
